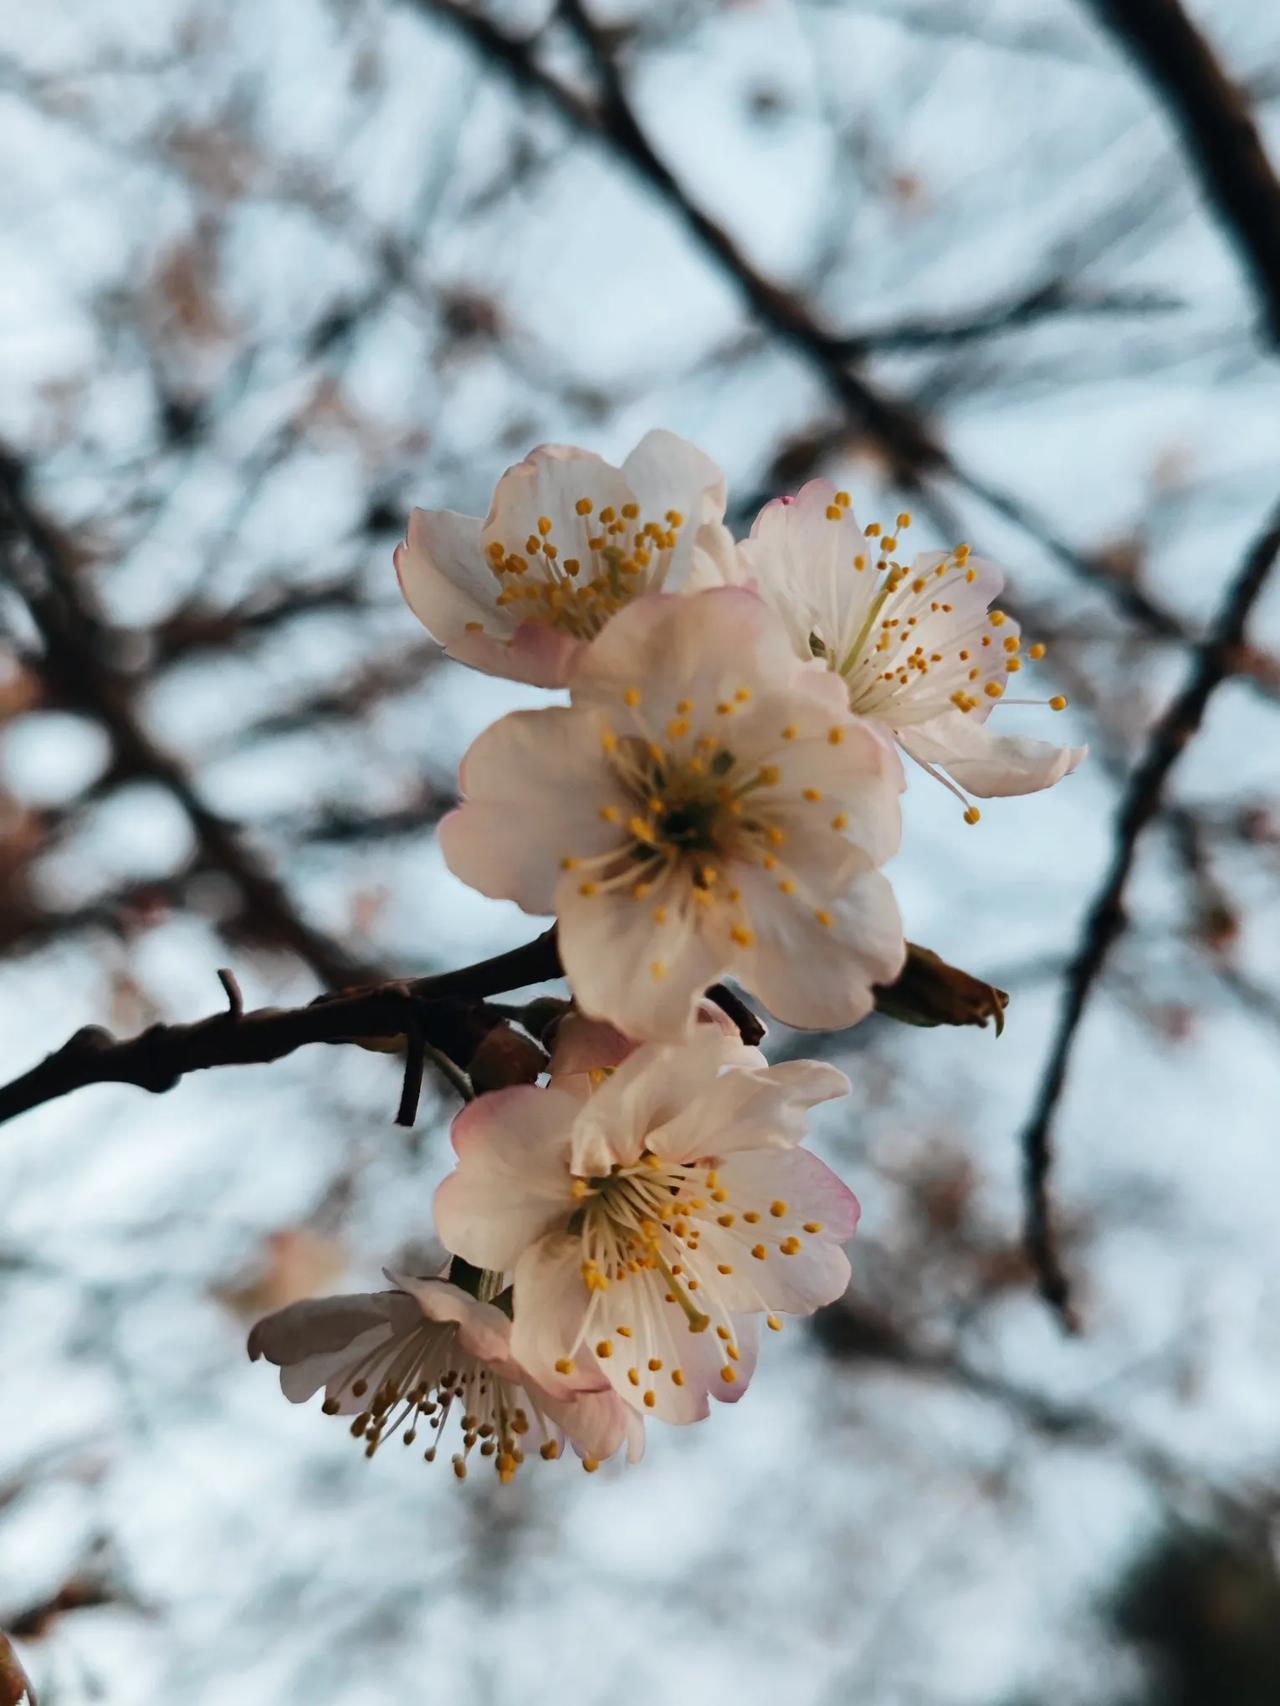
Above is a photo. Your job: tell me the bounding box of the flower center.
[567,1150,823,1401]
[330,1320,559,1483]
[481,499,686,639]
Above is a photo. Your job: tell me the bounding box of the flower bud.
[873,944,1008,1033]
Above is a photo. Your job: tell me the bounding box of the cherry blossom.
[439,587,906,1040]
[394,431,732,686]
[434,1029,858,1425]
[248,1272,636,1480]
[719,481,1086,820]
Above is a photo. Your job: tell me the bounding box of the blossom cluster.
[250,433,1084,1482]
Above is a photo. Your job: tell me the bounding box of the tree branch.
[1018,498,1280,1328]
[1082,0,1280,342]
[0,930,561,1129]
[411,0,1280,705]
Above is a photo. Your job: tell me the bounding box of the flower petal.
[440,706,629,914]
[384,1274,514,1367]
[556,863,726,1043]
[647,1056,850,1164]
[434,1085,582,1270]
[734,867,905,1030]
[899,712,1087,798]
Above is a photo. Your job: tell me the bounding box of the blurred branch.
[1082,0,1280,342]
[1017,497,1280,1329]
[0,448,371,987]
[813,1298,1262,1531]
[415,0,1280,707]
[835,282,1184,356]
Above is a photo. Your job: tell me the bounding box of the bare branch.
[1018,498,1280,1326]
[1082,0,1280,341]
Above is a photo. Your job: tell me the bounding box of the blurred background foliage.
[1,1,1279,1702]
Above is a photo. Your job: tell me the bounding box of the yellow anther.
[830,813,848,831]
[487,540,506,562]
[1028,642,1046,660]
[963,806,982,826]
[777,878,795,895]
[599,804,620,822]
[780,1237,801,1255]
[897,511,911,529]
[541,1441,561,1461]
[599,507,616,523]
[1050,695,1068,711]
[1003,635,1020,653]
[582,1458,600,1474]
[815,909,833,928]
[570,1177,590,1200]
[716,1212,734,1227]
[735,687,751,703]
[825,504,842,521]
[729,924,754,947]
[716,701,734,716]
[650,961,667,980]
[578,881,599,896]
[803,1221,823,1234]
[554,1358,575,1376]
[616,1325,633,1338]
[627,1368,640,1387]
[596,1339,613,1358]
[667,718,689,739]
[643,1391,656,1408]
[624,686,641,707]
[717,1263,734,1275]
[781,724,797,741]
[984,681,1004,699]
[759,764,781,785]
[671,1368,685,1386]
[835,490,851,508]
[865,521,881,537]
[766,1314,782,1332]
[803,788,822,803]
[575,497,593,516]
[827,727,844,745]
[621,502,639,519]
[751,1244,767,1261]
[989,610,1006,627]
[770,1200,788,1218]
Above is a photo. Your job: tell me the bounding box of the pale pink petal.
[568,586,801,716]
[394,508,498,638]
[536,1381,634,1464]
[567,1031,727,1174]
[735,867,905,1030]
[480,444,635,572]
[512,1235,758,1424]
[735,480,881,666]
[384,1273,514,1368]
[646,1057,850,1164]
[556,864,726,1043]
[620,428,730,591]
[440,706,629,914]
[899,712,1087,799]
[546,1012,638,1081]
[434,1086,581,1271]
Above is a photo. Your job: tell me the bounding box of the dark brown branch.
[0,448,372,988]
[1018,498,1280,1327]
[1082,0,1280,342]
[0,929,561,1129]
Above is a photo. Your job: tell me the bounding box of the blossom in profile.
[394,431,732,686]
[719,481,1086,819]
[248,1273,636,1480]
[434,1029,858,1425]
[439,587,906,1040]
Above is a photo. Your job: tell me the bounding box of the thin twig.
[217,968,244,1019]
[1018,499,1280,1327]
[1082,0,1280,342]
